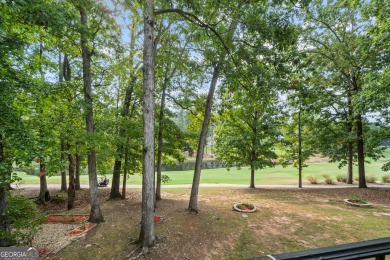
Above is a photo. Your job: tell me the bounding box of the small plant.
[322,174,335,185]
[1,193,45,246]
[336,174,347,183]
[306,175,318,184]
[233,202,256,212]
[80,220,87,230]
[51,192,67,203]
[161,174,172,184]
[382,175,390,183]
[236,202,254,210]
[348,194,368,204]
[366,175,377,183]
[70,213,76,222]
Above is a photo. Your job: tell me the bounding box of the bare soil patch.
[11,186,390,259]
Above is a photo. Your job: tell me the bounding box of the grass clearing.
[15,154,390,186]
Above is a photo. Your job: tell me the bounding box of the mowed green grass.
[15,149,390,186]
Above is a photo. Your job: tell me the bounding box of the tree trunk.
[139,0,155,251]
[79,4,104,223]
[60,140,67,192]
[6,183,13,191]
[347,143,353,184]
[345,91,353,184]
[59,53,67,192]
[37,163,49,204]
[298,107,302,188]
[0,135,10,246]
[110,160,122,199]
[121,146,129,200]
[156,84,167,201]
[75,148,81,190]
[250,163,255,188]
[351,79,366,188]
[67,144,76,210]
[188,63,221,212]
[63,54,77,192]
[356,113,367,188]
[0,186,8,246]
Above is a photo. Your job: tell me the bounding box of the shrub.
[0,193,45,246]
[322,174,335,185]
[336,174,347,183]
[366,176,377,183]
[324,177,335,185]
[382,175,390,183]
[51,192,67,203]
[306,175,318,184]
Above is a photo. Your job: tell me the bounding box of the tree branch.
[166,93,197,116]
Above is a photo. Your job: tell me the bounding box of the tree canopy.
[0,0,389,250]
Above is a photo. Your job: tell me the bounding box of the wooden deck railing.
[249,237,390,260]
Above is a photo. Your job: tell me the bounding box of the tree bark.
[346,91,353,184]
[298,107,302,188]
[351,79,366,188]
[250,163,255,188]
[0,135,10,246]
[110,160,122,199]
[139,0,155,251]
[67,144,76,210]
[0,186,7,246]
[79,4,104,223]
[347,142,353,184]
[121,146,129,200]
[37,163,49,204]
[156,84,167,201]
[75,147,81,190]
[356,113,367,188]
[59,53,67,192]
[60,140,67,192]
[188,63,220,212]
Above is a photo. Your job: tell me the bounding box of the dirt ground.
[11,185,390,259]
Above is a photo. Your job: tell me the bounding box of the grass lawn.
[15,150,390,186]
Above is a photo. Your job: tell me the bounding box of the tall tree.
[188,1,241,213]
[77,1,104,223]
[363,0,390,172]
[0,0,56,245]
[139,0,155,251]
[59,55,67,192]
[67,143,76,210]
[0,135,7,246]
[110,2,143,199]
[215,84,279,188]
[302,0,382,188]
[60,141,68,191]
[154,21,194,201]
